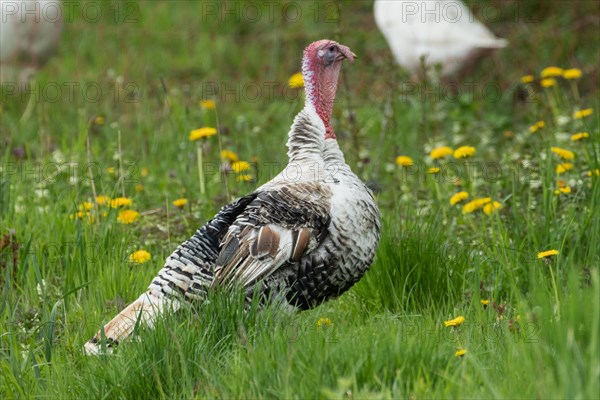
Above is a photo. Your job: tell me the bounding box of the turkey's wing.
[213,182,331,288]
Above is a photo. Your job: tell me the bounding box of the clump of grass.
[355,211,470,313]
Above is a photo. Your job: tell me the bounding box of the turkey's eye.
[324,46,337,65]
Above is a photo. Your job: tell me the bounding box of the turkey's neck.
[303,60,340,140]
[286,108,326,165]
[308,83,337,140]
[324,139,351,173]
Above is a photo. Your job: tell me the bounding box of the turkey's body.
[85,40,380,355]
[257,143,380,309]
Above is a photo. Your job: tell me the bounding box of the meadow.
[1,1,599,398]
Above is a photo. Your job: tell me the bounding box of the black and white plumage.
[85,40,380,354]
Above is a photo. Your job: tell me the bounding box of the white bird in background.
[0,0,63,85]
[374,0,508,78]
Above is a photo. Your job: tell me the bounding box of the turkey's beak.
[338,45,357,63]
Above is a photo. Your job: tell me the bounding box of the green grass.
[1,1,599,398]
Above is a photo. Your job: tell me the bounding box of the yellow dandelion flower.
[117,209,139,224]
[232,161,251,173]
[395,156,414,167]
[444,316,465,327]
[541,78,557,88]
[541,66,563,78]
[70,211,94,222]
[221,150,239,163]
[520,75,534,84]
[571,132,589,141]
[450,191,469,206]
[199,99,216,110]
[106,166,116,175]
[316,317,333,328]
[236,174,253,182]
[173,198,188,208]
[587,169,600,177]
[573,108,593,119]
[483,201,502,216]
[529,121,545,133]
[481,299,490,307]
[72,211,85,220]
[427,167,441,174]
[110,197,132,208]
[189,127,217,141]
[288,72,304,89]
[550,147,575,160]
[135,183,144,193]
[95,195,110,206]
[141,167,149,177]
[554,187,571,195]
[129,250,151,264]
[453,146,476,159]
[462,197,491,214]
[94,116,105,126]
[430,146,453,160]
[78,201,93,211]
[455,349,467,357]
[556,163,573,174]
[537,249,559,259]
[562,68,582,79]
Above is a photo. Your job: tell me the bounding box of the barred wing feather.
[213,183,331,289]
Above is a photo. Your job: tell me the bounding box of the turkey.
[85,39,381,355]
[0,0,63,85]
[374,0,507,78]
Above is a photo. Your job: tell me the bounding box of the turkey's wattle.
[85,40,381,355]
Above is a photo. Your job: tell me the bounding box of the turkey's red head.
[302,39,356,140]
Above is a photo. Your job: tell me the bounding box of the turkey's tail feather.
[83,193,259,355]
[84,290,180,355]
